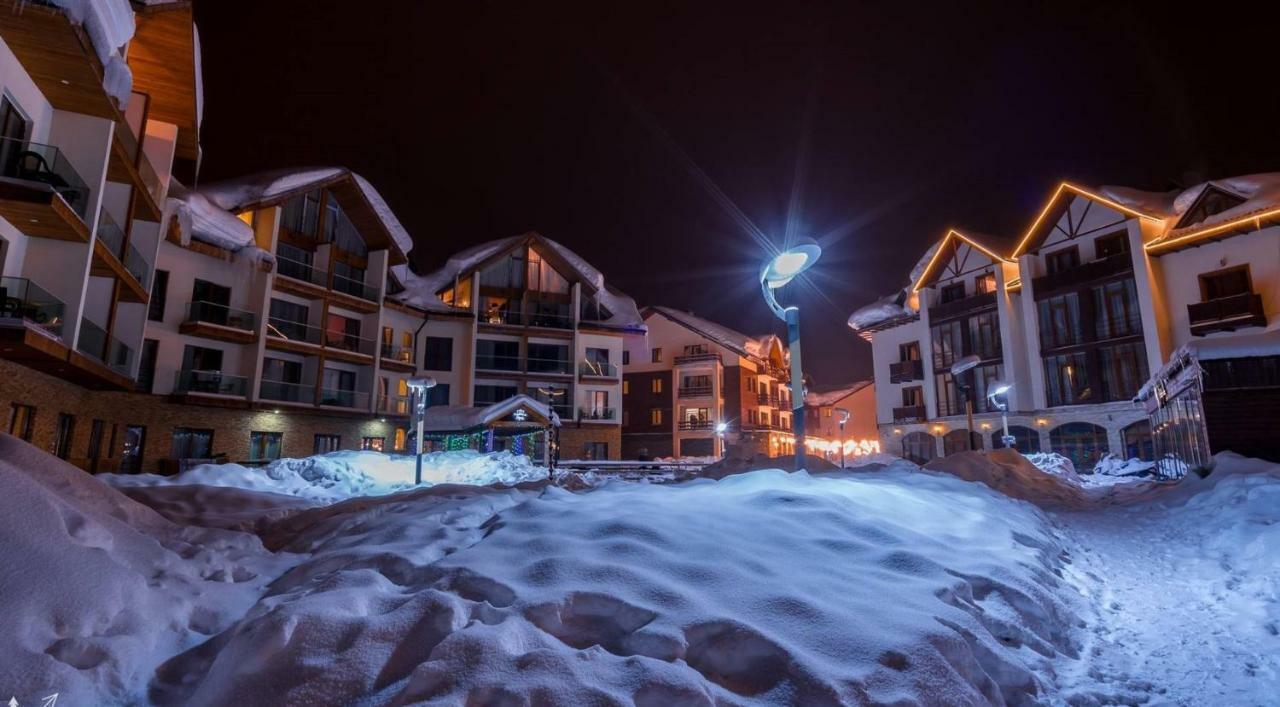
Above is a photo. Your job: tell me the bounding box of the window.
[940,282,966,303]
[931,319,965,370]
[136,339,159,393]
[8,403,34,441]
[943,429,974,455]
[901,386,924,407]
[1093,279,1142,340]
[0,95,32,143]
[991,425,1041,453]
[823,407,832,418]
[1099,342,1149,401]
[474,383,518,406]
[86,419,106,472]
[975,272,997,294]
[1043,351,1092,406]
[622,380,630,395]
[181,345,224,377]
[528,343,571,374]
[324,313,361,351]
[1037,293,1083,349]
[583,441,608,461]
[902,432,936,465]
[54,413,75,459]
[192,278,232,314]
[1094,232,1129,259]
[588,390,610,417]
[622,350,630,365]
[269,299,310,341]
[393,428,407,451]
[934,372,961,417]
[276,242,316,280]
[148,270,169,322]
[1045,247,1080,275]
[332,261,367,297]
[249,432,282,461]
[171,427,214,459]
[651,378,663,394]
[281,190,322,236]
[314,434,341,454]
[427,383,450,407]
[651,348,662,363]
[1122,421,1154,462]
[422,336,453,371]
[1050,423,1109,471]
[1200,266,1251,301]
[584,347,611,373]
[972,363,1005,413]
[969,311,1002,360]
[361,436,385,452]
[899,341,921,362]
[120,426,146,473]
[476,339,519,371]
[650,408,663,425]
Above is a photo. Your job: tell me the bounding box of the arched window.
[1121,420,1154,461]
[991,425,1041,453]
[902,432,936,465]
[1050,422,1109,471]
[943,429,975,456]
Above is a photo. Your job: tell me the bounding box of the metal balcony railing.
[260,380,316,405]
[377,394,411,415]
[0,136,90,219]
[757,392,771,405]
[679,385,713,397]
[1032,253,1133,297]
[889,359,924,383]
[186,301,257,331]
[928,290,997,322]
[380,344,414,364]
[579,407,617,421]
[674,351,720,365]
[892,405,927,423]
[267,317,323,345]
[1188,292,1266,336]
[174,369,248,397]
[0,277,65,336]
[678,419,715,431]
[579,360,618,377]
[319,387,370,409]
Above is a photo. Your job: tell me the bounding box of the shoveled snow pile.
[0,435,288,707]
[1090,453,1155,479]
[153,467,1082,705]
[102,450,547,502]
[1023,452,1080,481]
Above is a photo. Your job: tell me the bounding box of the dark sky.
[192,1,1280,385]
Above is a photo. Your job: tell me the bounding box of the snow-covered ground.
[2,434,1278,705]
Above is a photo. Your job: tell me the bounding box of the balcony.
[266,317,323,348]
[276,254,320,285]
[76,318,133,376]
[331,270,379,303]
[679,385,713,398]
[322,328,377,361]
[527,356,573,375]
[180,301,258,344]
[579,407,618,422]
[89,209,149,302]
[0,136,91,242]
[1032,252,1133,298]
[0,277,65,337]
[928,290,997,322]
[892,405,927,423]
[678,419,715,431]
[379,344,416,371]
[674,351,720,365]
[377,394,411,417]
[479,307,575,331]
[890,359,924,383]
[476,354,522,372]
[1188,292,1267,336]
[319,387,371,410]
[261,380,316,406]
[579,361,618,378]
[757,392,771,406]
[108,114,163,221]
[174,369,249,398]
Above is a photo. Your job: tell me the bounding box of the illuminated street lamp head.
[836,407,850,425]
[761,238,822,289]
[407,377,437,393]
[987,382,1013,400]
[715,421,728,434]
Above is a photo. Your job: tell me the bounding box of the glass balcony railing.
[380,344,414,364]
[260,379,315,405]
[527,357,572,375]
[275,254,321,285]
[185,301,257,331]
[95,208,126,259]
[0,135,90,219]
[476,354,521,371]
[318,387,370,409]
[77,318,132,375]
[331,271,378,302]
[266,317,323,345]
[124,241,150,290]
[377,394,410,415]
[579,361,617,377]
[175,369,248,397]
[323,328,376,356]
[0,277,65,336]
[579,407,617,421]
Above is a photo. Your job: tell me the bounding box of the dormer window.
[1094,232,1128,259]
[940,282,966,303]
[975,272,996,294]
[1045,247,1080,275]
[1175,185,1247,230]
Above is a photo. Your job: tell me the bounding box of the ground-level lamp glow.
[835,407,850,468]
[407,377,437,484]
[760,238,821,471]
[987,382,1014,449]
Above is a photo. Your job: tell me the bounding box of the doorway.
[120,425,146,473]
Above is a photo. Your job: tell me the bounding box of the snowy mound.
[102,450,547,502]
[928,449,1092,508]
[153,468,1081,705]
[0,435,284,706]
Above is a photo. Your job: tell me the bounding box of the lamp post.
[406,377,437,485]
[715,421,728,458]
[986,382,1014,450]
[760,239,822,471]
[950,355,981,451]
[537,387,566,472]
[836,407,850,468]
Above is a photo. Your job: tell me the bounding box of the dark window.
[314,434,341,454]
[651,347,662,363]
[528,343,571,374]
[423,336,455,372]
[1200,266,1252,301]
[269,299,310,340]
[1093,280,1142,340]
[934,372,962,417]
[931,319,965,370]
[1121,421,1154,462]
[583,441,608,460]
[171,427,214,459]
[475,384,518,406]
[192,278,231,310]
[281,190,322,236]
[136,339,159,393]
[1045,247,1080,275]
[1037,293,1083,349]
[1043,351,1093,406]
[0,95,32,143]
[943,429,974,455]
[901,386,924,406]
[426,383,450,407]
[1099,342,1148,401]
[902,432,936,464]
[8,403,34,441]
[119,425,146,473]
[899,341,921,362]
[969,311,1002,360]
[1094,232,1129,258]
[991,425,1041,453]
[249,432,282,461]
[1050,423,1109,471]
[971,363,1005,413]
[332,260,368,298]
[54,413,75,459]
[476,339,519,371]
[148,270,169,322]
[622,350,630,365]
[87,419,106,472]
[262,357,303,384]
[181,345,224,375]
[940,282,966,303]
[276,242,315,280]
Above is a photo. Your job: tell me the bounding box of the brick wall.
[558,423,621,460]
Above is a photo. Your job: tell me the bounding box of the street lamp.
[835,407,850,468]
[406,377,437,484]
[760,238,822,471]
[986,382,1015,450]
[950,354,982,451]
[715,421,728,458]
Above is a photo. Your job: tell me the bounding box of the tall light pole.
[836,407,850,468]
[987,382,1014,450]
[760,239,822,471]
[407,377,437,485]
[951,355,981,451]
[715,421,728,458]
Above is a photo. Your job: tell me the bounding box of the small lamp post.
[760,239,822,471]
[950,355,982,451]
[835,407,850,468]
[406,377,437,485]
[986,382,1015,450]
[715,421,728,458]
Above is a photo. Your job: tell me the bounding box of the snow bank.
[101,450,547,502]
[153,467,1082,705]
[928,449,1093,508]
[0,435,286,706]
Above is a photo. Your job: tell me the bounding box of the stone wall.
[558,423,621,460]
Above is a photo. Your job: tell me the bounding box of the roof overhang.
[911,229,1012,293]
[129,1,201,161]
[1011,182,1162,258]
[0,0,121,119]
[1146,207,1280,255]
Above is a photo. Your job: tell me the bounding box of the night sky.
[192,1,1280,385]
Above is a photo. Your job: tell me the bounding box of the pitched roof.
[421,394,559,432]
[911,228,1012,292]
[805,381,872,407]
[1110,173,1280,254]
[644,306,771,360]
[1011,182,1165,257]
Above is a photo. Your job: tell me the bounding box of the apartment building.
[621,306,794,459]
[801,381,878,462]
[851,177,1280,470]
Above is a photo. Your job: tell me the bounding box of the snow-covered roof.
[805,381,872,407]
[396,233,645,332]
[165,179,255,252]
[1103,173,1280,243]
[645,306,771,360]
[422,395,559,433]
[50,0,136,108]
[847,287,917,333]
[1136,325,1280,402]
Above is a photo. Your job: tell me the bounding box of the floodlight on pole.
[760,238,822,472]
[406,377,437,484]
[986,381,1015,450]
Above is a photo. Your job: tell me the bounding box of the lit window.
[650,408,663,425]
[651,378,662,394]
